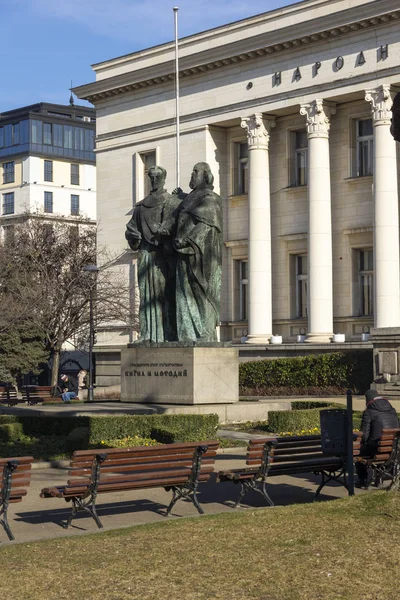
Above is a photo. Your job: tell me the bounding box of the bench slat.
[70,452,217,470]
[72,441,219,458]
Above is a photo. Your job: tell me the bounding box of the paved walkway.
[2,448,365,546]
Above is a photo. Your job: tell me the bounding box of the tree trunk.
[51,348,61,387]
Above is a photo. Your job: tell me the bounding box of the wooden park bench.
[40,440,219,529]
[216,433,362,508]
[0,456,34,541]
[0,386,19,407]
[356,428,400,490]
[21,385,55,405]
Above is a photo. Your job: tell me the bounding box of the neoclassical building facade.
[75,0,400,383]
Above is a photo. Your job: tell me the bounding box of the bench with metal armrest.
[0,456,34,541]
[217,433,362,507]
[40,440,219,529]
[21,385,56,405]
[356,428,400,490]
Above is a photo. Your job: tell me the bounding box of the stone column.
[300,99,335,343]
[365,85,400,328]
[240,113,275,344]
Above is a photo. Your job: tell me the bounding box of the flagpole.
[173,6,180,189]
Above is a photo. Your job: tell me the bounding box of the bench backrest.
[67,440,220,491]
[0,456,34,502]
[372,428,400,463]
[246,433,362,470]
[22,386,53,403]
[0,386,19,405]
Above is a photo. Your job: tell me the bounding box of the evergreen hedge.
[267,407,364,433]
[239,351,372,396]
[0,413,220,456]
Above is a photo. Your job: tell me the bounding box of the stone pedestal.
[121,346,239,404]
[370,327,400,384]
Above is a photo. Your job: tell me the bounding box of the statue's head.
[148,166,166,192]
[189,162,214,190]
[391,93,400,142]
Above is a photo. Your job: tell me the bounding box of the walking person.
[355,389,399,488]
[60,373,78,403]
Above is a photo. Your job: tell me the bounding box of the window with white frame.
[234,142,249,195]
[294,130,308,186]
[356,118,373,177]
[140,151,156,196]
[3,161,14,184]
[2,192,14,215]
[71,163,79,185]
[44,160,53,182]
[359,249,373,315]
[44,191,53,213]
[295,255,308,318]
[71,194,79,216]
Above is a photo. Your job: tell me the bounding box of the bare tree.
[0,215,137,385]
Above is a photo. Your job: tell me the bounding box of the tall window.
[238,260,249,320]
[44,160,53,182]
[43,123,52,145]
[71,163,79,185]
[359,249,373,315]
[71,194,79,216]
[356,119,373,176]
[2,192,14,215]
[44,191,53,213]
[294,130,308,186]
[295,255,308,318]
[3,161,14,184]
[140,151,156,196]
[234,142,249,195]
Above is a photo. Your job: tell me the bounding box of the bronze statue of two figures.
[126,162,222,344]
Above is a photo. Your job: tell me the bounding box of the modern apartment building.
[0,102,97,381]
[75,0,400,384]
[0,102,96,233]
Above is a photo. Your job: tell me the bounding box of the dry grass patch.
[1,491,400,600]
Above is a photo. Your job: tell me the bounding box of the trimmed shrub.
[88,414,219,444]
[65,427,90,454]
[291,401,331,410]
[268,407,369,434]
[239,351,373,396]
[99,436,159,448]
[0,422,24,442]
[150,427,180,444]
[268,408,326,433]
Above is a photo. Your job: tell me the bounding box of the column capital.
[300,99,336,138]
[241,113,275,149]
[365,84,395,125]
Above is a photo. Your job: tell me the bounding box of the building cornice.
[75,7,400,104]
[94,63,400,148]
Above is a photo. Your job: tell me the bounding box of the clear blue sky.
[0,0,297,113]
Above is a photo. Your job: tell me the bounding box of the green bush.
[150,427,180,444]
[291,401,331,410]
[0,422,24,442]
[88,414,219,444]
[268,407,369,434]
[239,351,373,396]
[65,427,90,454]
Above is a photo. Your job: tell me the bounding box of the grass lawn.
[1,491,399,600]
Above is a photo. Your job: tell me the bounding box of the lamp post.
[82,264,99,402]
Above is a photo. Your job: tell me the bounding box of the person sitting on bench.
[356,389,399,488]
[60,373,78,403]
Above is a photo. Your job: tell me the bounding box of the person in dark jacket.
[355,389,399,488]
[60,373,78,403]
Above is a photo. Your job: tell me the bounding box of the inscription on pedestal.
[378,351,398,375]
[121,347,238,405]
